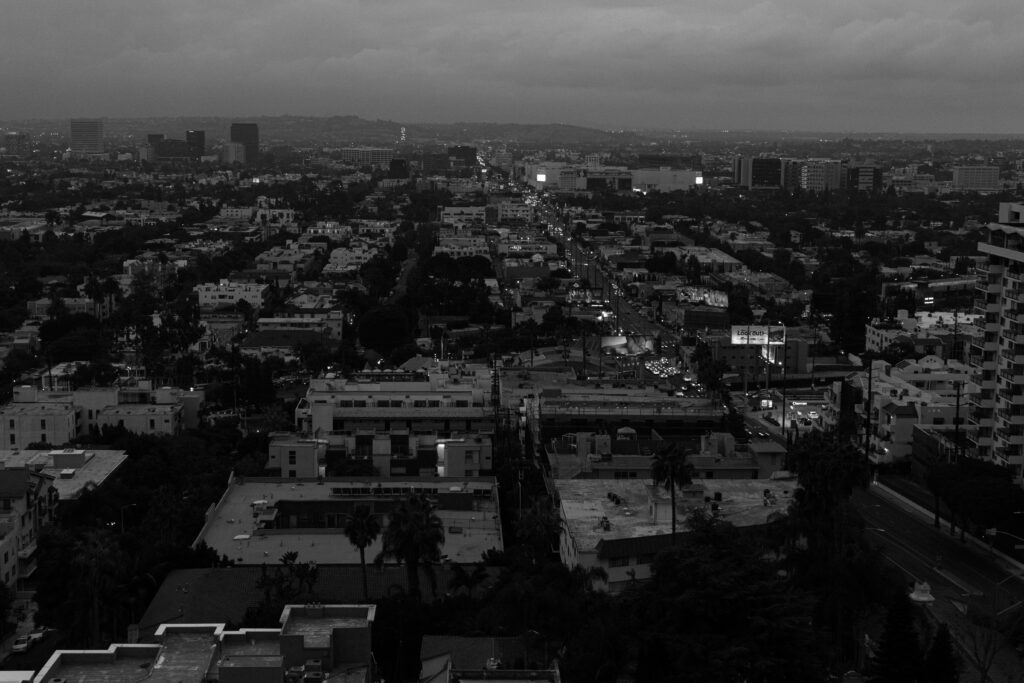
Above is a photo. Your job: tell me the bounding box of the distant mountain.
[402,121,647,146]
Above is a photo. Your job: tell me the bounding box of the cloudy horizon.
[3,0,1023,134]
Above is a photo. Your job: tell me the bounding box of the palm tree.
[650,442,694,545]
[344,505,381,602]
[375,494,445,601]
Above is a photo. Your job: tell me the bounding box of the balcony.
[17,558,36,579]
[17,537,36,560]
[995,427,1024,443]
[996,408,1024,421]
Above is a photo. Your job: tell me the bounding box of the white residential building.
[195,280,269,311]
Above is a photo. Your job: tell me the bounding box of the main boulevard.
[856,483,1024,681]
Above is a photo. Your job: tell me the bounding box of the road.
[856,485,1024,682]
[857,487,1024,601]
[564,239,663,336]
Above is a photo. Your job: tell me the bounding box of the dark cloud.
[2,0,1022,132]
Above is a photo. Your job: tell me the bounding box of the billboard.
[731,325,786,346]
[678,286,729,309]
[601,335,656,355]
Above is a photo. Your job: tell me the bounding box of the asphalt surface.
[566,241,663,336]
[856,484,1024,682]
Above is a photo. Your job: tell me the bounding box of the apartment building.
[0,383,199,447]
[824,360,964,464]
[435,235,491,259]
[195,279,269,311]
[0,465,57,589]
[968,207,1024,479]
[295,365,496,455]
[441,206,487,229]
[0,402,76,449]
[323,243,379,275]
[255,244,318,279]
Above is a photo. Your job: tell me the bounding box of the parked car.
[11,635,31,653]
[28,627,51,643]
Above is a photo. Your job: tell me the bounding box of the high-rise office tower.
[69,119,104,154]
[186,130,205,159]
[800,159,847,193]
[847,165,883,193]
[2,132,30,157]
[953,166,1000,192]
[969,202,1024,481]
[230,123,259,165]
[733,156,783,189]
[221,142,247,165]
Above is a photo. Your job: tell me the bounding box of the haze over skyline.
[3,0,1023,134]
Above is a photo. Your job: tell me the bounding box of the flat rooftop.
[0,449,129,501]
[557,477,796,553]
[198,477,502,565]
[39,606,374,682]
[281,605,374,649]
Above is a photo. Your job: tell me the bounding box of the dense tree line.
[33,426,268,647]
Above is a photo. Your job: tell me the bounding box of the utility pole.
[781,341,789,438]
[582,329,588,380]
[953,380,962,464]
[864,357,874,468]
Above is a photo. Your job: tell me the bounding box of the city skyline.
[2,0,1023,134]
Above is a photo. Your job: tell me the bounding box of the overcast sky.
[3,0,1022,133]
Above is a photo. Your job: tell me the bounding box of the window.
[149,419,155,429]
[288,470,297,478]
[608,556,629,568]
[40,433,46,443]
[7,420,12,429]
[8,435,13,445]
[465,453,475,463]
[40,419,46,430]
[288,455,297,465]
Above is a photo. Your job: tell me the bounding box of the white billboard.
[731,325,786,345]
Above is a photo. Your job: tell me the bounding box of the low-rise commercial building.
[557,478,795,591]
[195,475,501,566]
[36,604,376,683]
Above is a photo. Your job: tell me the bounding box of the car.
[11,635,31,653]
[28,627,51,643]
